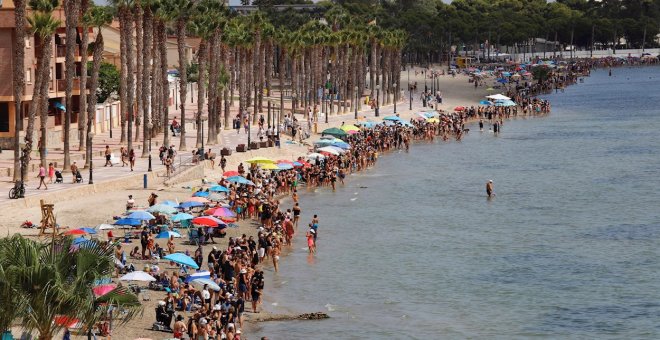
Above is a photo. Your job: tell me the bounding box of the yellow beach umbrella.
[245,156,275,164]
[341,124,361,132]
[260,163,280,170]
[427,118,440,123]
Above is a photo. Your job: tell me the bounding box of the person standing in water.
[486,180,494,197]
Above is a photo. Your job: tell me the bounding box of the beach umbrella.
[319,135,336,140]
[479,100,493,106]
[186,197,210,203]
[327,146,347,154]
[114,218,142,226]
[93,284,117,297]
[501,71,512,77]
[156,230,182,239]
[261,163,280,170]
[245,156,275,164]
[226,176,255,186]
[276,159,294,165]
[486,94,510,100]
[223,170,240,177]
[486,87,495,91]
[97,224,115,230]
[340,124,360,132]
[331,141,351,149]
[207,193,228,202]
[293,161,303,167]
[64,228,89,236]
[454,106,465,111]
[193,191,210,198]
[496,78,508,84]
[383,115,402,121]
[427,118,440,123]
[192,278,221,291]
[495,99,516,107]
[307,153,326,160]
[53,316,81,328]
[147,204,178,215]
[171,213,194,222]
[127,211,155,221]
[359,121,378,129]
[192,216,225,227]
[71,236,89,245]
[422,112,435,118]
[184,271,211,283]
[209,207,236,218]
[314,139,335,147]
[317,147,340,155]
[209,185,230,193]
[178,201,205,209]
[161,200,179,207]
[164,253,200,269]
[277,163,294,170]
[321,127,347,138]
[119,271,156,282]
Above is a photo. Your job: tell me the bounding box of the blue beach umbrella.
[497,78,508,83]
[226,176,255,186]
[314,139,335,147]
[293,161,303,167]
[193,191,210,197]
[383,115,402,121]
[72,236,88,245]
[209,185,230,193]
[114,218,142,226]
[495,99,516,107]
[148,204,178,215]
[277,163,294,170]
[127,211,155,220]
[331,141,351,149]
[171,213,194,222]
[502,71,512,77]
[192,278,221,291]
[184,271,211,283]
[164,253,200,269]
[161,200,179,207]
[359,121,378,129]
[422,112,435,118]
[178,201,205,208]
[479,100,493,106]
[79,227,97,234]
[156,230,181,239]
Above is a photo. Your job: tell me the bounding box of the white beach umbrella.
[97,224,115,230]
[317,147,341,155]
[307,153,326,160]
[119,271,156,282]
[486,93,511,100]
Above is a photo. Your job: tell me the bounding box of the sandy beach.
[1,69,501,339]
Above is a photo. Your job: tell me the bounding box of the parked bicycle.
[9,181,25,199]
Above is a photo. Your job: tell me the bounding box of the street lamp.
[88,131,95,184]
[354,86,358,119]
[147,122,153,172]
[376,84,380,117]
[324,89,328,123]
[393,83,397,114]
[246,111,251,149]
[407,67,412,110]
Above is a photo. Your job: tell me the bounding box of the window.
[26,68,31,83]
[0,103,9,133]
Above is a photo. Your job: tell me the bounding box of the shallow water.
[247,66,660,339]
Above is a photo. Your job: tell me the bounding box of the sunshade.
[307,153,326,160]
[486,94,510,100]
[186,197,210,203]
[53,316,79,328]
[171,213,194,222]
[164,253,200,269]
[119,271,156,282]
[114,218,142,226]
[192,278,221,291]
[479,100,493,106]
[321,127,347,137]
[454,106,465,111]
[98,224,115,230]
[209,207,236,218]
[127,211,155,220]
[427,118,440,123]
[495,99,516,107]
[277,163,294,170]
[245,156,275,164]
[184,271,211,283]
[226,176,255,186]
[314,139,335,147]
[383,115,402,121]
[156,230,181,238]
[207,193,228,202]
[341,124,360,132]
[193,191,210,197]
[93,284,117,297]
[331,141,351,149]
[359,121,378,129]
[147,204,178,215]
[178,201,205,208]
[209,185,230,193]
[64,228,89,236]
[223,170,240,177]
[161,200,179,207]
[192,216,226,227]
[276,159,294,165]
[260,163,280,170]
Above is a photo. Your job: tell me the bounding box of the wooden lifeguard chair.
[39,199,58,236]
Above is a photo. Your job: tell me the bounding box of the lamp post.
[354,86,358,119]
[246,112,251,149]
[324,89,328,123]
[88,131,95,184]
[201,117,205,157]
[393,83,397,114]
[276,108,281,148]
[408,67,412,110]
[376,84,380,117]
[424,70,427,92]
[147,122,153,172]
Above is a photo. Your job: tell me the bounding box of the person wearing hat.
[486,180,494,197]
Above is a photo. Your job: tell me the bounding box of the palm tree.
[83,5,113,168]
[79,0,90,155]
[188,13,211,149]
[12,0,28,182]
[170,0,192,148]
[0,235,142,340]
[133,3,143,145]
[139,0,154,157]
[63,0,81,172]
[113,0,135,151]
[24,0,60,179]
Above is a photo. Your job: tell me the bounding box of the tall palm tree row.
[62,0,80,172]
[12,0,28,181]
[78,0,90,156]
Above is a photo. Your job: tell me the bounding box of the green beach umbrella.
[321,127,347,138]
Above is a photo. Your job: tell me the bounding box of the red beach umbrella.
[276,159,294,165]
[192,216,226,227]
[454,106,465,111]
[223,170,239,177]
[93,284,117,297]
[64,229,87,236]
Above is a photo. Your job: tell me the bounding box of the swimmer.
[486,180,494,197]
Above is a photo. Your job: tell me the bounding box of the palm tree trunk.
[176,17,187,150]
[159,22,169,140]
[12,0,27,181]
[119,10,128,143]
[87,29,104,170]
[207,34,217,145]
[196,40,207,148]
[134,6,143,146]
[123,7,135,153]
[150,24,160,140]
[78,0,89,155]
[63,0,80,172]
[140,6,151,157]
[37,37,53,169]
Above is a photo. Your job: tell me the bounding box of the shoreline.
[2,61,599,340]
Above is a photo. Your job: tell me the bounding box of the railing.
[56,78,80,92]
[55,45,82,58]
[164,154,195,179]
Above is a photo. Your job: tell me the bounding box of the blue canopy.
[293,161,303,167]
[359,121,378,129]
[156,230,181,239]
[497,78,508,83]
[79,227,97,234]
[331,141,350,149]
[383,115,402,121]
[184,271,211,283]
[114,218,142,226]
[171,213,194,222]
[193,191,209,197]
[495,99,516,107]
[422,112,435,118]
[161,200,179,207]
[277,163,294,170]
[164,253,200,269]
[479,100,493,106]
[127,211,155,220]
[226,176,255,186]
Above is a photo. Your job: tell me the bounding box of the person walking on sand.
[129,148,136,171]
[104,145,113,167]
[47,162,55,184]
[486,180,494,197]
[36,164,47,190]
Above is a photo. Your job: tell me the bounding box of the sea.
[246,66,660,339]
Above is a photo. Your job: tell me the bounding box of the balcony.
[56,78,81,92]
[55,45,82,58]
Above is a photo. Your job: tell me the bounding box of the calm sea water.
[247,66,660,339]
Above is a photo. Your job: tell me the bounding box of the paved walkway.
[0,92,422,204]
